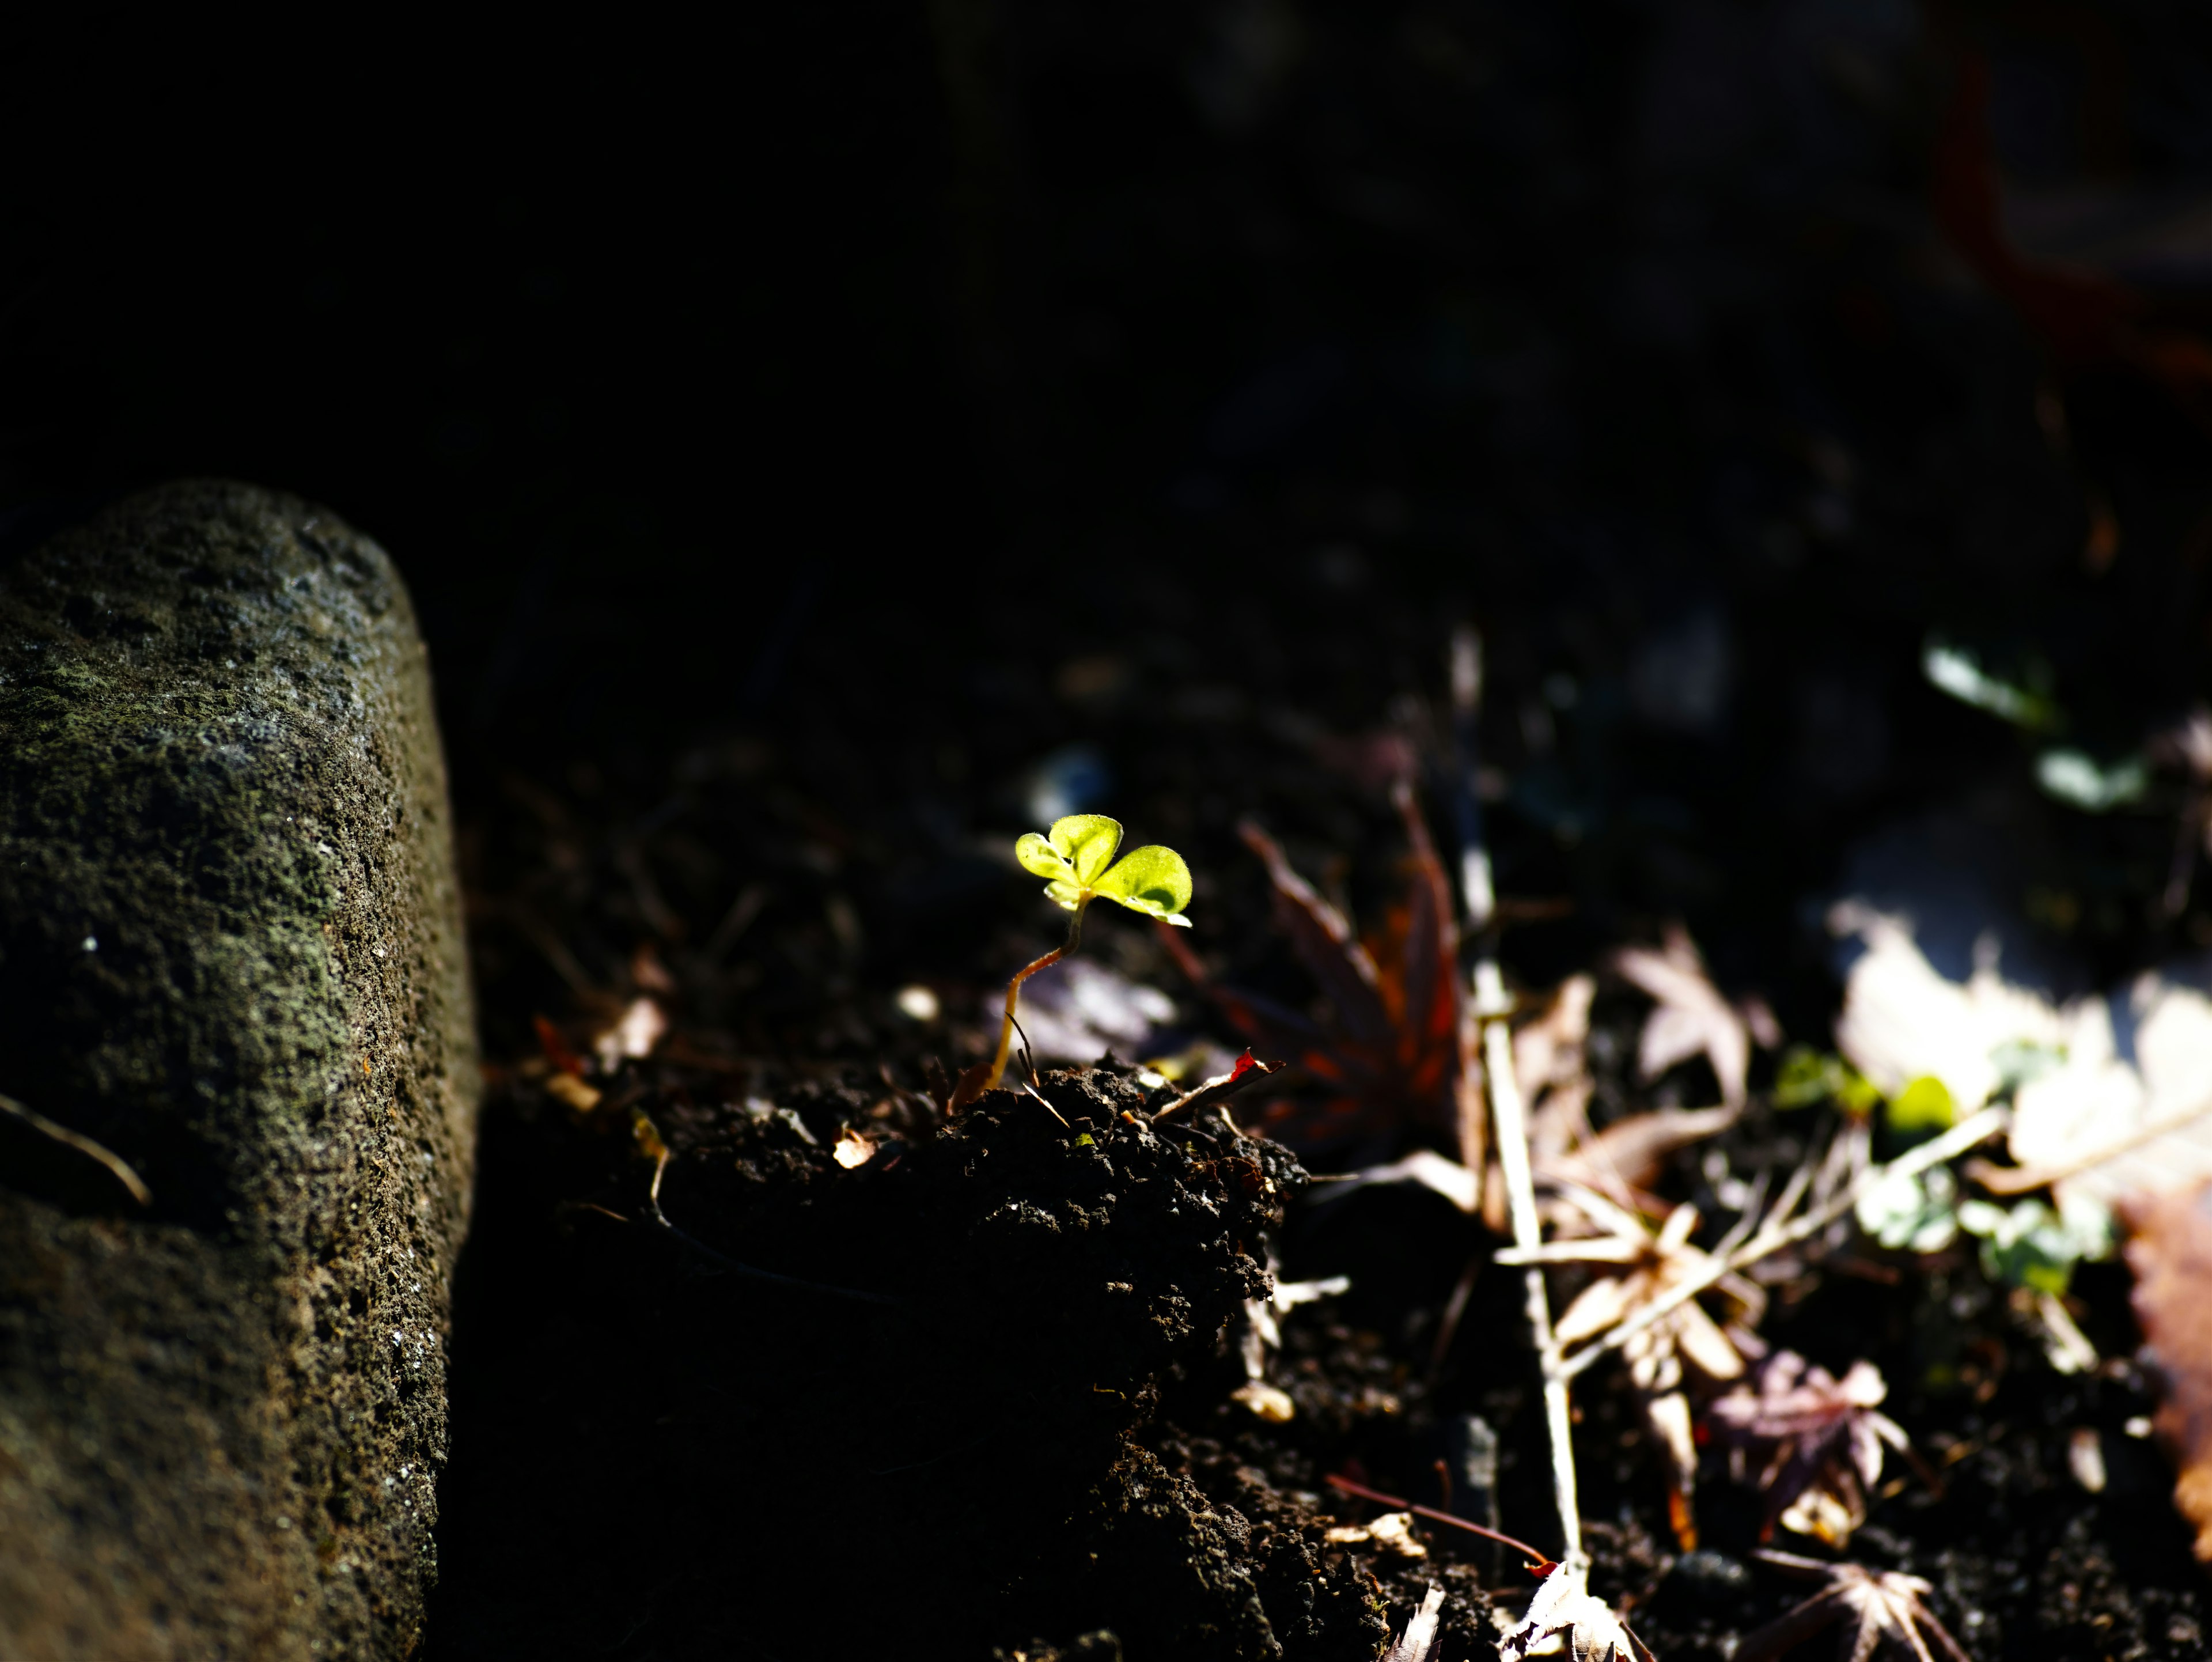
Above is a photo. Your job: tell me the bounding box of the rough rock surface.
[0,483,478,1660]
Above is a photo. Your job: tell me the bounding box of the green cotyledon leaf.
[1016,832,1075,882]
[1093,844,1193,926]
[1050,814,1124,884]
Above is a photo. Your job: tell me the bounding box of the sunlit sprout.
[971,816,1194,1096]
[1014,814,1193,926]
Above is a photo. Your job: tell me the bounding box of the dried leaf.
[1534,1192,1752,1547]
[1735,1552,1972,1662]
[2121,1181,2212,1558]
[1612,925,1776,1107]
[1164,785,1461,1148]
[1708,1351,1909,1546]
[1499,1562,1655,1662]
[833,1126,876,1169]
[1827,904,2065,1112]
[1384,1584,1446,1662]
[1516,974,1595,1102]
[2006,967,2212,1214]
[1324,1510,1427,1559]
[1541,1106,1738,1199]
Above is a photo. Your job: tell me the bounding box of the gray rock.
[0,483,478,1660]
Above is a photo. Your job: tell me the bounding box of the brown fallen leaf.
[1612,924,1779,1108]
[2121,1180,2212,1558]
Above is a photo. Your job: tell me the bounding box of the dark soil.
[422,1057,1455,1660]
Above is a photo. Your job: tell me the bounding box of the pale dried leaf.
[1736,1554,1973,1662]
[1827,904,2066,1110]
[1673,1298,1747,1381]
[1647,1388,1698,1485]
[1541,1106,1738,1195]
[2010,965,2212,1213]
[1500,1563,1655,1662]
[1555,1273,1641,1347]
[546,1072,603,1112]
[1516,974,1596,1100]
[1613,925,1771,1107]
[1384,1584,1446,1662]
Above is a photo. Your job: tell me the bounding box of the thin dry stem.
[1482,956,1584,1570]
[1325,1472,1552,1568]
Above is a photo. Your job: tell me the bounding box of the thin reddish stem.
[1324,1473,1553,1569]
[984,902,1089,1090]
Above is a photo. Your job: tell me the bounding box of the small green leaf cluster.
[1855,1165,1961,1254]
[1957,1196,2111,1296]
[1774,1047,1880,1117]
[1016,814,1193,926]
[1855,1167,2112,1294]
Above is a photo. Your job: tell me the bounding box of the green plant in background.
[1884,1075,1957,1136]
[1774,1047,1881,1117]
[1957,1196,2110,1296]
[1855,1164,1962,1254]
[982,815,1193,1091]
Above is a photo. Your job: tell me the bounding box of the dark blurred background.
[8,2,2212,1013]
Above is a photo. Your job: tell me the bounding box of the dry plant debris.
[1708,1351,1911,1547]
[1535,1189,1760,1546]
[1611,924,1779,1109]
[1498,1562,1656,1662]
[1733,1551,1972,1662]
[1382,1584,1445,1662]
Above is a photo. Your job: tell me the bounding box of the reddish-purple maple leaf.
[1708,1350,1911,1546]
[1161,780,1461,1150]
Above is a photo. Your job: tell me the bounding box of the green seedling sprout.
[984,814,1193,1092]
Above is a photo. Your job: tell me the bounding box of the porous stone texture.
[0,483,478,1660]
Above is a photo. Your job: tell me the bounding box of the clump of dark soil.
[427,1061,1467,1659]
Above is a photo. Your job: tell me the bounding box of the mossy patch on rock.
[0,482,477,1661]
